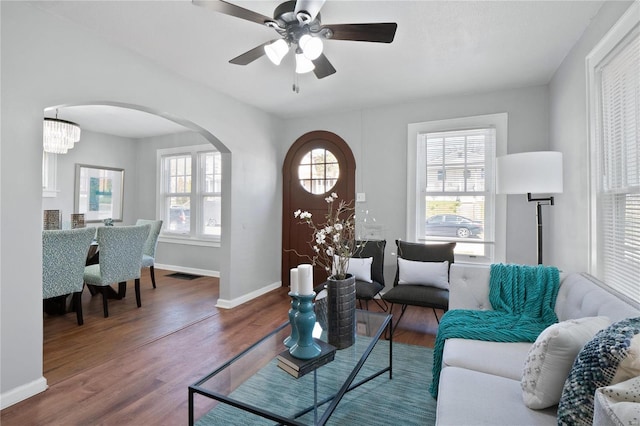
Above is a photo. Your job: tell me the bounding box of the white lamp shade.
[496,151,563,194]
[295,52,315,74]
[299,34,323,60]
[264,39,289,65]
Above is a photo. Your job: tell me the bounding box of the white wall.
[548,0,634,273]
[282,84,551,287]
[0,2,280,406]
[42,130,138,226]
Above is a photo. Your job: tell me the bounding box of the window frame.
[586,2,639,302]
[156,144,221,246]
[42,151,58,198]
[407,113,507,264]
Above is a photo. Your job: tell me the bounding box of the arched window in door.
[298,148,340,194]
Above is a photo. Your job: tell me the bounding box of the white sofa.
[435,264,640,426]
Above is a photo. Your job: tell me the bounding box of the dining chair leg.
[118,281,127,298]
[135,278,141,307]
[150,266,157,288]
[101,287,109,318]
[74,291,84,326]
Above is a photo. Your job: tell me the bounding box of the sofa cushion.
[398,258,449,289]
[521,316,611,409]
[557,317,640,425]
[554,273,639,323]
[443,339,531,381]
[436,367,557,426]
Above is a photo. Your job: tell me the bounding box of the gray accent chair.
[83,224,150,318]
[382,240,456,333]
[136,219,163,288]
[353,240,387,311]
[42,227,96,325]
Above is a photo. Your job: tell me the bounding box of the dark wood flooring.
[0,269,441,425]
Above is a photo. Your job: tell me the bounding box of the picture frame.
[74,164,124,223]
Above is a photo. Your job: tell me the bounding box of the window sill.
[158,234,220,248]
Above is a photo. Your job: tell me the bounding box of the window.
[42,151,58,197]
[408,114,507,263]
[587,3,639,302]
[298,148,340,194]
[158,145,221,242]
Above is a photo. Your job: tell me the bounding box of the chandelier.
[43,110,81,154]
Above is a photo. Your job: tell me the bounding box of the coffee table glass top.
[189,309,392,425]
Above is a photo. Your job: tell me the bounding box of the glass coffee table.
[189,309,393,425]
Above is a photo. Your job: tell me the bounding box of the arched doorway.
[40,101,229,383]
[282,131,356,288]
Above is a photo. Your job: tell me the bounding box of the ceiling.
[35,0,604,137]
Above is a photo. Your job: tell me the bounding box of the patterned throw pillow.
[557,317,640,426]
[593,376,640,425]
[521,316,610,409]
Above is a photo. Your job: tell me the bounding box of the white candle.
[290,268,299,294]
[297,264,314,295]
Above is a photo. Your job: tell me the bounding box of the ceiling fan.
[192,0,397,80]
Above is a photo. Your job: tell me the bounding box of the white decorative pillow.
[521,316,611,409]
[397,258,449,289]
[594,376,640,426]
[333,255,373,283]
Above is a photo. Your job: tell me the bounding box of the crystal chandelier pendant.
[43,117,81,154]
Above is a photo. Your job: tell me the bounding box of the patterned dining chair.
[83,224,151,318]
[135,219,163,288]
[42,227,96,325]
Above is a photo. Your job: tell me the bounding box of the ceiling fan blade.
[323,23,397,43]
[294,0,326,21]
[229,41,273,65]
[312,54,336,79]
[192,0,272,25]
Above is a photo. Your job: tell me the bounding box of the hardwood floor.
[1,269,440,425]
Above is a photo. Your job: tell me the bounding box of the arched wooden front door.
[282,131,356,288]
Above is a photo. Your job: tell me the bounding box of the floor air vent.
[166,272,203,280]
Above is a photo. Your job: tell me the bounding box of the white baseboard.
[0,377,48,410]
[153,263,219,278]
[216,281,282,309]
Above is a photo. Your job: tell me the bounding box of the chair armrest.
[448,263,492,311]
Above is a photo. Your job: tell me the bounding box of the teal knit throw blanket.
[429,263,560,399]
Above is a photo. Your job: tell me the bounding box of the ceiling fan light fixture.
[299,34,323,60]
[264,39,289,65]
[295,51,315,74]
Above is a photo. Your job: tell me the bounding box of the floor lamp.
[497,151,563,265]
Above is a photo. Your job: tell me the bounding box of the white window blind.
[593,25,640,302]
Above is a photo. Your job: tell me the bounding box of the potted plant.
[294,192,358,348]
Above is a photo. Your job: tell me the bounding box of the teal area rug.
[196,340,436,425]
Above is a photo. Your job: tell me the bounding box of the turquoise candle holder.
[290,292,321,359]
[283,292,299,348]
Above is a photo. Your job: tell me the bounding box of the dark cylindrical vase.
[326,274,356,349]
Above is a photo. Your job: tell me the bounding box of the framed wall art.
[74,164,124,223]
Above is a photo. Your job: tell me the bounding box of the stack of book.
[277,339,336,378]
